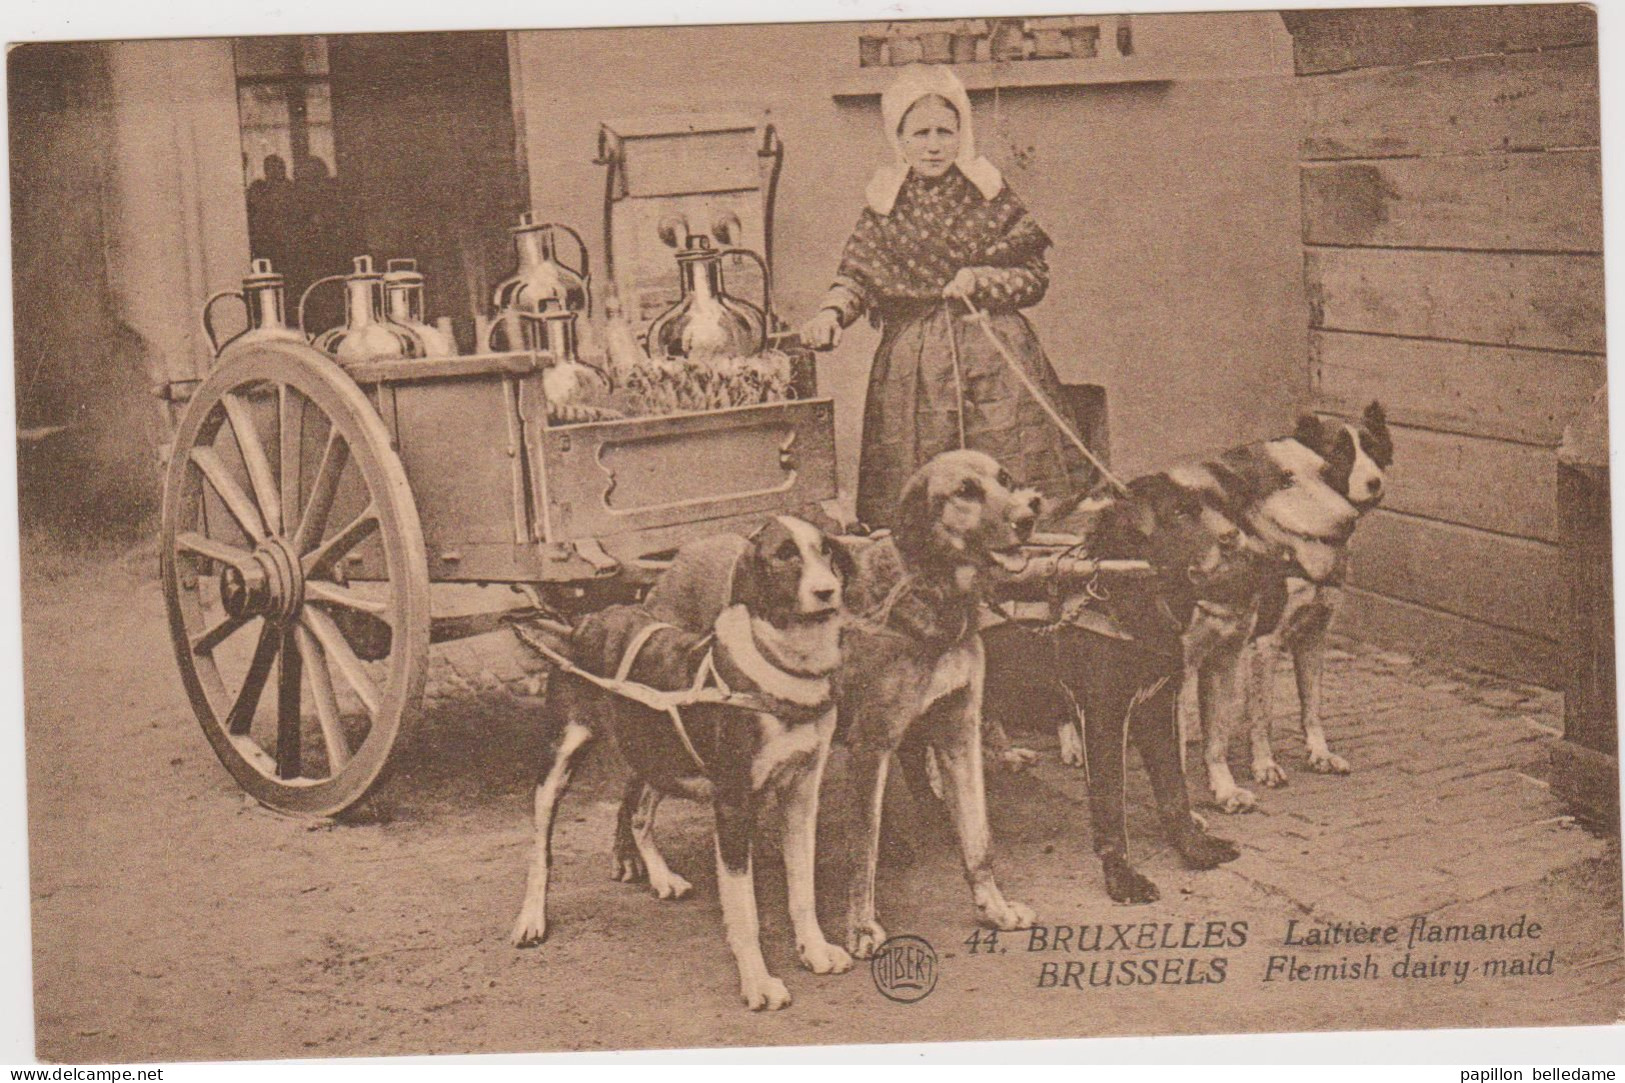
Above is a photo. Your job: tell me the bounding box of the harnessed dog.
[1165,434,1362,812]
[981,474,1259,903]
[1245,401,1392,788]
[838,450,1041,957]
[511,515,855,1012]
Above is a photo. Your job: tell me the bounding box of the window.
[233,36,336,185]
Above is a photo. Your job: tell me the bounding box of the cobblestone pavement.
[1210,647,1601,926]
[1014,641,1610,926]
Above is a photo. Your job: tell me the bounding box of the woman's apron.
[855,301,1092,530]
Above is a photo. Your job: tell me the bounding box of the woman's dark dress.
[823,166,1089,528]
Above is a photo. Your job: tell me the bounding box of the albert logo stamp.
[871,935,939,1004]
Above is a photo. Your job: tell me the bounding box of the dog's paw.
[1308,749,1351,775]
[511,908,548,948]
[1212,785,1257,814]
[799,938,854,975]
[612,853,648,883]
[1058,725,1084,767]
[978,897,1037,931]
[1253,759,1289,788]
[740,974,792,1012]
[1103,858,1161,905]
[999,746,1041,771]
[848,920,888,960]
[649,869,693,901]
[1176,830,1241,870]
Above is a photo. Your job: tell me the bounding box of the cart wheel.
[160,340,430,817]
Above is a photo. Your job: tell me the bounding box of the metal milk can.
[382,258,457,357]
[304,256,421,365]
[201,258,307,356]
[646,216,769,362]
[490,213,591,352]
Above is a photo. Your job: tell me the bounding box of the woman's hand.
[800,308,844,351]
[941,267,979,306]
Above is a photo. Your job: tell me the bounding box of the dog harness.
[513,621,748,774]
[615,619,723,772]
[858,571,979,649]
[513,608,835,775]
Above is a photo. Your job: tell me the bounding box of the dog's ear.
[1361,401,1394,467]
[891,469,936,562]
[1294,412,1327,452]
[729,523,772,611]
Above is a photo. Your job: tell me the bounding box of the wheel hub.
[219,537,304,624]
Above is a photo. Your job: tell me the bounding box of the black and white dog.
[511,515,855,1011]
[1244,401,1392,788]
[1163,431,1362,811]
[981,473,1257,904]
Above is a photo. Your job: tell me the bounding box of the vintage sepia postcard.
[6,1,1620,1063]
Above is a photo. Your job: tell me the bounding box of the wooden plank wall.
[1281,6,1605,686]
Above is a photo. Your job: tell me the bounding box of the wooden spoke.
[304,580,393,622]
[191,446,267,542]
[302,504,379,579]
[296,624,351,773]
[162,342,428,816]
[226,622,281,735]
[176,531,253,569]
[301,605,382,718]
[223,392,282,536]
[279,384,304,538]
[275,626,303,779]
[191,612,252,656]
[293,429,350,555]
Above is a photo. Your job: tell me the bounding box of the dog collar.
[711,605,834,713]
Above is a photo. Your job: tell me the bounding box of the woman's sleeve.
[969,255,1048,309]
[818,279,868,329]
[969,187,1052,309]
[817,210,883,328]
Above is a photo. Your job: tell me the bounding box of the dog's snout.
[812,587,836,605]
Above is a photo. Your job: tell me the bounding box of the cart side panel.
[359,372,555,582]
[539,398,836,553]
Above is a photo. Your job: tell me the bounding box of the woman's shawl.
[821,166,1053,326]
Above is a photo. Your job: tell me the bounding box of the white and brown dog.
[511,515,855,1011]
[1245,401,1392,788]
[1163,433,1362,813]
[839,449,1040,957]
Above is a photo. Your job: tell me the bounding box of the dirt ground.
[18,545,1625,1063]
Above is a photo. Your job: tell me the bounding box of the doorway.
[233,32,527,352]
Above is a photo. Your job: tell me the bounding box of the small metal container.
[917,29,953,64]
[989,18,1028,61]
[1027,17,1074,59]
[1066,23,1101,59]
[951,20,987,64]
[888,33,923,66]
